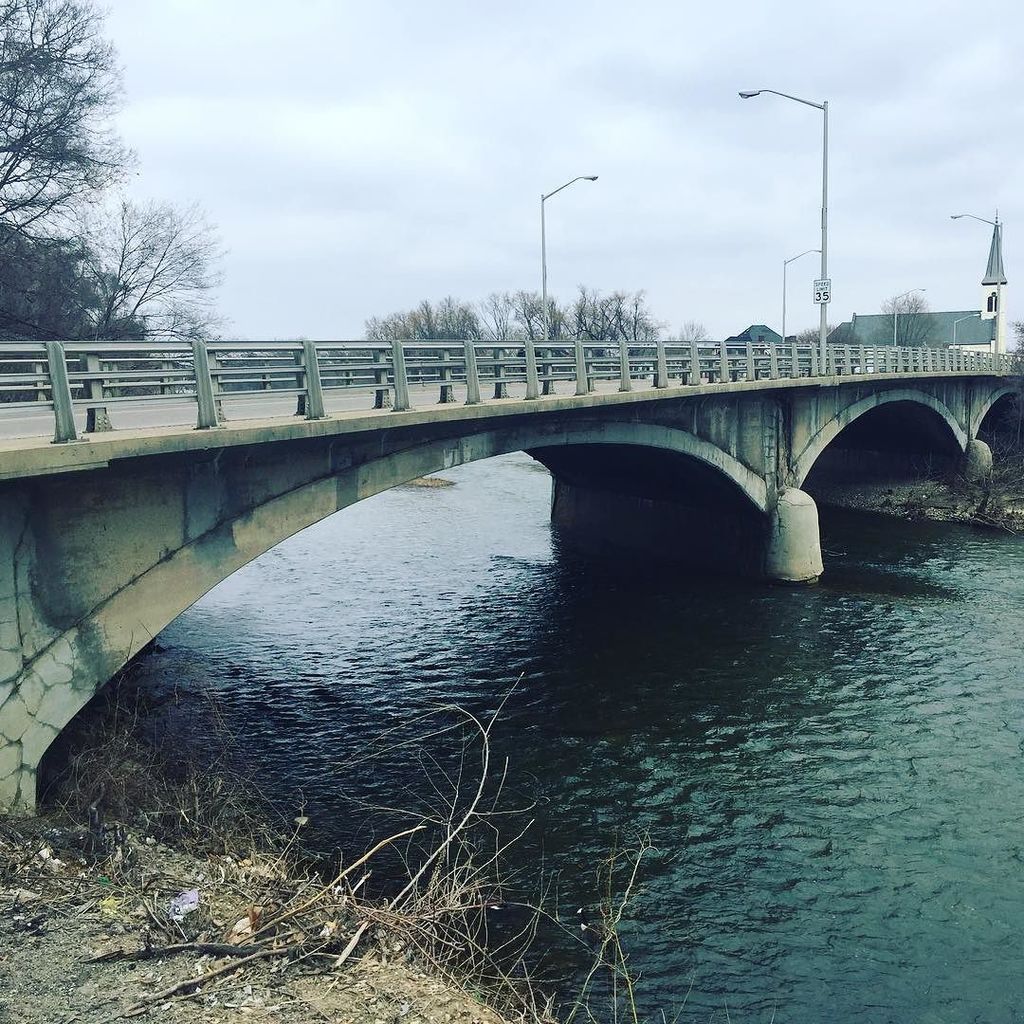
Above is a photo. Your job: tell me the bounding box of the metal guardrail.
[0,338,1014,444]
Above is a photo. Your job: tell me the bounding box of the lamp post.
[782,248,820,351]
[952,312,981,347]
[891,287,926,347]
[740,89,829,370]
[950,212,1004,355]
[539,175,598,398]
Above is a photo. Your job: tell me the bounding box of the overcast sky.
[106,0,1022,341]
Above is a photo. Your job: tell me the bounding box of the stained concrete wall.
[0,373,1011,811]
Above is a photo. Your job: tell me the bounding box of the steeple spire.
[982,220,1007,286]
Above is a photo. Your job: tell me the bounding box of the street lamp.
[539,175,598,399]
[891,287,926,347]
[952,312,981,347]
[782,248,820,351]
[739,89,829,371]
[950,212,1004,355]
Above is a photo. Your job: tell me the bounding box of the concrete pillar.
[765,488,823,584]
[961,438,993,482]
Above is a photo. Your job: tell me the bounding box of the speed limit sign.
[813,279,832,304]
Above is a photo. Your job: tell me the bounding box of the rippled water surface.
[133,453,1024,1022]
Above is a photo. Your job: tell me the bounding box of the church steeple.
[977,215,1007,354]
[982,219,1007,286]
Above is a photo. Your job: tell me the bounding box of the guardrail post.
[524,340,540,400]
[372,346,392,408]
[790,341,799,377]
[809,345,819,377]
[439,347,455,403]
[490,347,505,399]
[83,351,111,432]
[464,340,481,405]
[391,340,411,411]
[191,340,220,429]
[302,340,326,419]
[574,339,589,395]
[618,342,632,392]
[767,343,779,379]
[719,340,729,383]
[655,338,669,388]
[690,341,702,384]
[45,341,78,443]
[743,342,754,381]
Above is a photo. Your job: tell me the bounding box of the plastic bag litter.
[168,889,200,921]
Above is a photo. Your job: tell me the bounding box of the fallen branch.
[85,940,264,964]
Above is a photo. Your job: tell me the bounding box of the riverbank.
[0,683,553,1024]
[0,814,518,1023]
[810,438,1024,532]
[811,474,1024,531]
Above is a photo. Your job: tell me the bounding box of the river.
[128,452,1024,1022]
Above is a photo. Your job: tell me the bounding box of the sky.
[105,0,1024,341]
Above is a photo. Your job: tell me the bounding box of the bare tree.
[570,287,661,342]
[881,292,932,347]
[367,288,661,345]
[81,198,223,340]
[675,320,709,343]
[478,291,517,342]
[366,296,482,341]
[0,0,127,238]
[795,325,836,345]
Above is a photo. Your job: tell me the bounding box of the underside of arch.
[793,390,968,487]
[971,386,1019,439]
[3,417,767,810]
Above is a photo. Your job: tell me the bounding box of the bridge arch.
[791,389,968,487]
[3,418,766,810]
[970,385,1019,440]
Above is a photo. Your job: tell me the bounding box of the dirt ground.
[810,476,1024,531]
[0,816,516,1024]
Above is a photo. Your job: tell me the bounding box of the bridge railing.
[0,337,1013,443]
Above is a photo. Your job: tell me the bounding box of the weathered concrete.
[764,489,824,584]
[961,438,994,482]
[0,370,1015,811]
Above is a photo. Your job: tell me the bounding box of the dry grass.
[41,675,294,862]
[25,676,665,1023]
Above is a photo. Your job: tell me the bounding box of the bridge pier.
[548,476,822,584]
[961,438,993,482]
[764,489,823,584]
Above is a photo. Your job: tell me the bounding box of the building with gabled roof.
[829,218,1008,353]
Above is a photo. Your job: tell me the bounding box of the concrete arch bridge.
[0,337,1017,810]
